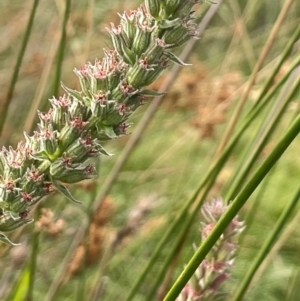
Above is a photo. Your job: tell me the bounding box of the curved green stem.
[162,113,300,301]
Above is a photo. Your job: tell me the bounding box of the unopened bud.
[162,23,190,47]
[50,158,97,184]
[132,28,152,56]
[163,0,181,17]
[145,0,161,19]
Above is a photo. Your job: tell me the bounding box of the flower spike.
[0,0,211,236]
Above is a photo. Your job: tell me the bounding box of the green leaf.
[121,43,137,65]
[0,233,20,246]
[50,176,81,204]
[97,125,118,139]
[163,51,191,66]
[158,19,181,29]
[97,143,113,156]
[31,150,50,161]
[61,82,84,101]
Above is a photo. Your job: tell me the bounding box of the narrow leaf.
[163,51,191,66]
[50,176,81,204]
[0,233,20,246]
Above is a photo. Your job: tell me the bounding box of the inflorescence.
[0,0,206,245]
[176,198,245,301]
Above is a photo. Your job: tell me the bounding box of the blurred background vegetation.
[0,0,299,300]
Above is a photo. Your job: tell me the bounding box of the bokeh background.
[0,0,299,300]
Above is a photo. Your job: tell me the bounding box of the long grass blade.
[0,0,40,135]
[52,0,71,96]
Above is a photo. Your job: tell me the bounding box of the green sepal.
[0,214,33,232]
[103,126,118,138]
[133,30,151,57]
[121,43,137,65]
[144,0,161,19]
[97,143,113,156]
[0,233,20,246]
[158,18,180,29]
[74,70,91,97]
[50,176,81,204]
[30,150,50,161]
[96,124,118,139]
[163,51,191,66]
[164,0,181,17]
[61,82,84,102]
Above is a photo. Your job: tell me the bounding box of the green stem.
[52,0,71,96]
[231,185,300,301]
[25,209,41,301]
[162,113,300,301]
[0,0,40,135]
[237,164,276,246]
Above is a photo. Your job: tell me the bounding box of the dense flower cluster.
[176,198,245,301]
[0,0,205,245]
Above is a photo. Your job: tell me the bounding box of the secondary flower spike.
[0,0,208,245]
[176,198,245,301]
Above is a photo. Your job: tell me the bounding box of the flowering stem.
[162,113,300,301]
[231,185,300,301]
[0,0,208,242]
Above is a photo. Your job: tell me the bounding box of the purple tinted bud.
[163,0,181,17]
